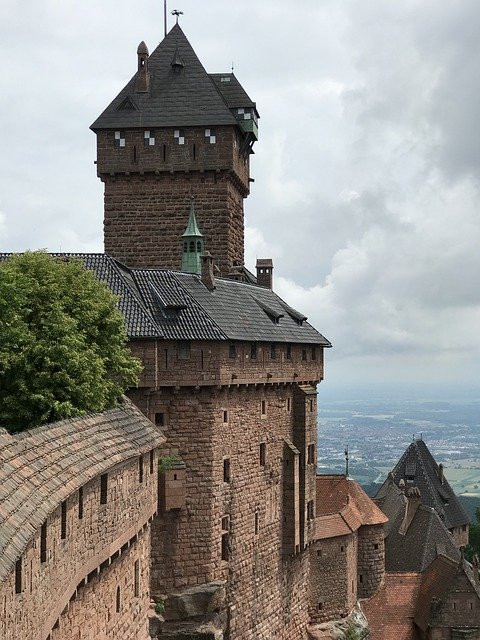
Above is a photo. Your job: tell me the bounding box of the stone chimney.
[399,487,421,535]
[473,555,479,586]
[438,463,444,485]
[398,478,406,493]
[201,252,215,291]
[135,41,150,93]
[256,259,273,289]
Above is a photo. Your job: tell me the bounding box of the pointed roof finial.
[171,44,185,71]
[182,197,203,238]
[171,9,184,24]
[137,41,149,56]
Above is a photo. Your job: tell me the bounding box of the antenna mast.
[164,0,167,36]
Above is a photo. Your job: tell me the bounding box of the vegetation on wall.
[0,251,141,432]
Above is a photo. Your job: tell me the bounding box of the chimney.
[256,259,273,289]
[399,487,421,535]
[201,252,215,291]
[398,478,406,493]
[135,41,150,93]
[438,463,444,485]
[473,555,479,586]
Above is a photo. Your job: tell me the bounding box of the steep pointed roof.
[377,439,469,530]
[91,24,241,130]
[182,200,203,237]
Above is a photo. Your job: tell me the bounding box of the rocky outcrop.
[307,605,370,640]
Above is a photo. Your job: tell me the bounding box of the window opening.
[223,458,231,483]
[260,442,266,466]
[139,455,144,483]
[100,474,108,505]
[40,522,47,563]
[229,342,236,359]
[270,343,276,359]
[150,450,154,474]
[61,500,67,539]
[250,342,257,359]
[116,586,121,613]
[134,560,140,597]
[78,486,84,519]
[155,412,165,427]
[286,344,292,360]
[15,558,22,594]
[178,341,191,360]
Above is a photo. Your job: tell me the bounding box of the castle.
[1,21,479,640]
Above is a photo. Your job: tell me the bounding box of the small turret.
[181,199,204,274]
[256,259,273,289]
[135,41,150,93]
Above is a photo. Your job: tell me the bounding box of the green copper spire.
[181,198,204,274]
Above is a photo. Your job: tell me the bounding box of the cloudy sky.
[1,0,479,397]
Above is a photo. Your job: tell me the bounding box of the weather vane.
[172,9,184,24]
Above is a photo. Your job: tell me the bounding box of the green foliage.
[154,598,165,615]
[0,252,141,432]
[158,455,180,473]
[466,507,480,562]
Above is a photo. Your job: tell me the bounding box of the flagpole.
[164,0,167,36]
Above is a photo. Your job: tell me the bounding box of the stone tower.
[91,24,258,276]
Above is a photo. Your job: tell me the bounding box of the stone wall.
[309,534,358,624]
[0,455,158,640]
[96,126,250,275]
[429,571,480,632]
[357,525,385,599]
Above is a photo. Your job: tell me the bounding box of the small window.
[189,240,195,252]
[254,511,259,535]
[317,602,323,611]
[310,399,314,412]
[205,128,216,144]
[116,586,121,613]
[134,560,140,597]
[221,516,229,561]
[452,602,456,611]
[374,543,379,550]
[260,442,266,467]
[287,398,291,412]
[40,522,47,563]
[261,400,266,416]
[15,558,22,594]
[144,130,155,146]
[307,444,315,465]
[78,486,84,519]
[114,130,125,148]
[197,241,202,252]
[150,450,154,474]
[223,410,229,424]
[250,342,257,360]
[302,346,307,361]
[100,474,108,505]
[340,545,345,553]
[155,412,165,427]
[317,549,322,557]
[229,343,236,359]
[359,574,363,584]
[174,129,185,145]
[178,341,191,360]
[139,455,144,483]
[183,242,187,253]
[270,343,276,359]
[61,501,67,539]
[312,346,317,361]
[286,344,292,360]
[223,458,231,483]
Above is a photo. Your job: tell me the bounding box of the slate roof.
[414,555,480,631]
[209,73,257,111]
[378,439,469,530]
[0,399,165,583]
[0,253,331,345]
[362,572,422,640]
[384,502,461,572]
[91,25,256,130]
[315,475,387,540]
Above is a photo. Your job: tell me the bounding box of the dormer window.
[237,107,252,121]
[174,129,185,145]
[114,131,125,148]
[144,130,155,146]
[205,128,216,144]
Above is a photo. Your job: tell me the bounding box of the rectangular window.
[286,344,292,360]
[310,399,314,412]
[223,458,231,483]
[270,343,276,359]
[139,456,144,483]
[134,560,140,597]
[221,516,229,561]
[178,341,191,359]
[155,412,165,427]
[40,522,47,563]
[15,558,22,594]
[144,130,155,146]
[150,450,154,474]
[173,129,185,145]
[312,346,317,360]
[359,574,364,584]
[61,500,67,539]
[250,342,257,359]
[254,511,259,535]
[307,500,314,521]
[302,346,307,361]
[100,474,108,505]
[287,398,291,412]
[307,444,315,465]
[261,400,266,416]
[260,442,266,467]
[223,410,229,424]
[229,342,236,359]
[78,486,84,519]
[205,128,216,144]
[114,130,125,147]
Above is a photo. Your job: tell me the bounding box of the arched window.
[197,241,202,252]
[183,242,187,253]
[189,241,194,252]
[116,586,121,613]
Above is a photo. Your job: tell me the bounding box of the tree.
[0,251,141,432]
[466,507,480,562]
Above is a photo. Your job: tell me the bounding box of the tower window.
[189,240,195,252]
[134,560,140,597]
[286,344,292,360]
[61,500,67,539]
[270,343,276,359]
[183,242,187,253]
[302,346,307,361]
[221,516,230,561]
[223,410,229,424]
[15,558,22,594]
[223,458,231,483]
[254,511,259,535]
[139,455,144,483]
[261,400,266,416]
[114,130,125,147]
[307,444,315,464]
[144,130,155,146]
[174,129,185,145]
[312,346,317,360]
[229,343,236,359]
[100,474,108,505]
[197,241,202,252]
[250,342,257,359]
[178,341,191,360]
[150,450,155,474]
[78,486,84,519]
[155,412,165,427]
[116,586,121,613]
[307,500,315,520]
[259,442,266,466]
[40,522,47,563]
[205,128,216,144]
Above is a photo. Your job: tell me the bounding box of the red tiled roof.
[362,573,422,640]
[315,475,388,540]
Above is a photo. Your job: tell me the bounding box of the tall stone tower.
[91,24,258,276]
